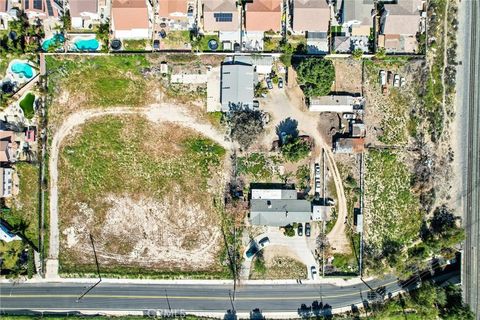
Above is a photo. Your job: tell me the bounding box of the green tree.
[375,47,387,59]
[281,137,310,162]
[62,10,72,31]
[295,58,335,97]
[229,110,265,150]
[279,42,294,67]
[95,20,110,52]
[352,48,363,60]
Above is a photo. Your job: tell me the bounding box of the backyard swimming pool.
[11,62,34,78]
[74,38,100,51]
[42,33,65,51]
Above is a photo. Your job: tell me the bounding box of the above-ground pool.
[11,62,34,78]
[74,38,100,51]
[42,33,65,51]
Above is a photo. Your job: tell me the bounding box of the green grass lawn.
[162,30,191,49]
[199,35,223,52]
[19,92,35,119]
[58,115,228,277]
[122,39,147,51]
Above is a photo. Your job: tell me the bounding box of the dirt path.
[440,0,449,136]
[324,151,350,253]
[262,88,350,254]
[46,104,232,277]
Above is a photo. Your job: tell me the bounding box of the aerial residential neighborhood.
[0,0,478,319]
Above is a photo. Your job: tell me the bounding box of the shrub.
[281,137,310,162]
[295,58,335,97]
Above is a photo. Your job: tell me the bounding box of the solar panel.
[214,12,232,22]
[46,0,54,16]
[33,0,42,10]
[24,0,29,10]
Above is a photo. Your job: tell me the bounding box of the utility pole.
[228,290,236,313]
[76,234,102,302]
[165,289,172,311]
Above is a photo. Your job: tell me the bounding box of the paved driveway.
[242,227,319,280]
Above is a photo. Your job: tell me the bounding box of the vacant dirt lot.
[58,115,229,276]
[332,59,363,94]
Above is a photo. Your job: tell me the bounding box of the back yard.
[58,115,229,278]
[0,163,39,277]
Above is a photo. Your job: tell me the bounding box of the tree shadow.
[249,308,265,320]
[224,309,237,320]
[297,301,333,319]
[276,117,299,141]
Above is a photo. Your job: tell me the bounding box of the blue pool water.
[74,38,100,51]
[42,33,65,51]
[11,62,34,78]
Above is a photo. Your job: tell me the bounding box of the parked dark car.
[153,39,160,50]
[305,223,311,237]
[297,223,303,236]
[258,237,270,247]
[278,77,283,88]
[266,77,273,89]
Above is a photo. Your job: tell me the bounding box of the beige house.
[0,131,16,164]
[292,0,330,34]
[245,0,281,32]
[379,0,424,53]
[111,0,150,39]
[202,0,238,32]
[159,0,193,30]
[69,0,99,29]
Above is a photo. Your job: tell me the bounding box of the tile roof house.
[249,186,312,226]
[158,0,193,30]
[69,0,99,29]
[245,0,281,32]
[292,0,330,33]
[111,0,150,39]
[202,0,239,32]
[23,0,61,19]
[334,137,365,154]
[0,131,17,163]
[379,0,424,53]
[220,57,255,111]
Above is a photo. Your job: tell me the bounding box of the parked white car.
[393,74,400,87]
[379,70,386,86]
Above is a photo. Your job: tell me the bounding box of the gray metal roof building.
[220,60,255,112]
[250,199,312,226]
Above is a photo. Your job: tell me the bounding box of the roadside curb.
[0,276,371,286]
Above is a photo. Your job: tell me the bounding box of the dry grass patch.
[58,115,228,277]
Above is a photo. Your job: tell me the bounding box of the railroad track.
[464,0,480,316]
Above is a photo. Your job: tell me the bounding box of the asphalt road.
[461,0,480,317]
[0,278,402,315]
